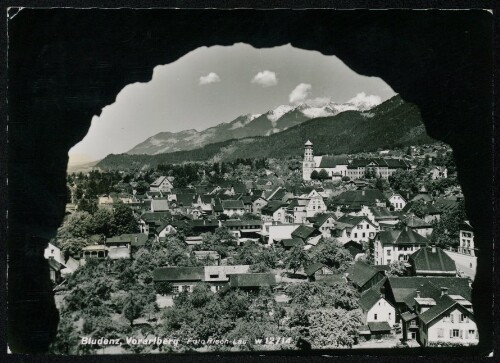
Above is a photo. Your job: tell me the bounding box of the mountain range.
[126,99,376,155]
[97,95,436,171]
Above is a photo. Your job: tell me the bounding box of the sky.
[69,43,396,165]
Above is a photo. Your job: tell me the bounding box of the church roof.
[318,155,349,168]
[304,140,313,146]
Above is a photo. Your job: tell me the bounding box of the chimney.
[441,287,448,296]
[416,290,420,298]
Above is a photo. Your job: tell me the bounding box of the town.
[47,140,477,354]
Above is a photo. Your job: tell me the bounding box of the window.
[437,328,444,338]
[209,274,219,279]
[387,250,392,256]
[451,329,460,338]
[173,286,179,293]
[370,232,374,238]
[354,233,357,238]
[468,330,475,339]
[362,233,366,238]
[374,314,378,320]
[357,225,362,229]
[460,313,467,323]
[388,312,392,320]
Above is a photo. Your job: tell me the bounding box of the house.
[304,262,334,282]
[221,200,245,217]
[193,251,221,266]
[331,189,389,212]
[139,211,172,235]
[347,158,412,180]
[44,242,64,265]
[252,196,268,215]
[154,222,178,241]
[259,222,303,246]
[222,219,262,241]
[229,273,277,291]
[408,246,457,276]
[261,201,287,223]
[333,215,377,244]
[374,227,429,265]
[388,193,407,211]
[418,293,477,347]
[150,198,169,212]
[403,201,441,224]
[47,257,65,284]
[359,283,396,328]
[150,176,174,193]
[381,276,473,344]
[153,266,204,294]
[189,219,220,235]
[105,233,148,258]
[429,166,448,180]
[444,220,477,279]
[203,265,250,292]
[308,213,336,237]
[345,261,386,292]
[172,193,196,208]
[403,213,433,237]
[80,245,108,264]
[354,205,399,229]
[278,238,304,251]
[343,240,364,259]
[291,225,322,246]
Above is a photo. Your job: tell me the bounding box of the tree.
[430,199,467,249]
[387,260,407,276]
[409,199,428,218]
[77,197,98,214]
[341,176,350,182]
[66,211,93,238]
[60,236,90,259]
[134,180,149,194]
[318,169,329,180]
[375,177,384,192]
[155,281,173,296]
[88,208,115,237]
[310,239,353,273]
[241,212,261,220]
[123,293,143,326]
[284,245,310,274]
[310,170,319,180]
[308,308,362,348]
[112,204,139,235]
[388,169,419,194]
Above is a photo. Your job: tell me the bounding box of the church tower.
[302,140,315,180]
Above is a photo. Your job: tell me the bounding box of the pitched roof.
[332,189,388,210]
[304,262,328,277]
[418,294,473,325]
[379,227,429,246]
[409,247,456,274]
[337,215,376,228]
[106,233,148,247]
[229,273,277,288]
[404,214,431,228]
[367,321,392,332]
[291,225,320,240]
[346,261,382,288]
[386,276,472,309]
[150,176,169,187]
[433,198,461,213]
[151,199,170,211]
[221,199,245,209]
[175,193,195,207]
[279,238,304,248]
[261,200,286,215]
[460,221,474,232]
[348,158,411,169]
[359,288,387,311]
[318,155,349,168]
[153,266,204,282]
[223,219,262,228]
[310,213,335,228]
[369,206,398,220]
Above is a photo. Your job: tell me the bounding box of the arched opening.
[6,9,493,354]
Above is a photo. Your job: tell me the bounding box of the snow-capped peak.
[266,105,295,122]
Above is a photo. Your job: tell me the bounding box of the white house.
[150,176,174,193]
[374,227,429,265]
[359,288,397,328]
[418,294,477,347]
[444,221,477,279]
[221,200,245,217]
[388,193,407,211]
[332,215,378,245]
[261,201,287,223]
[259,222,303,246]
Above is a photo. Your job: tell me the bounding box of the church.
[302,140,349,181]
[302,140,412,181]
